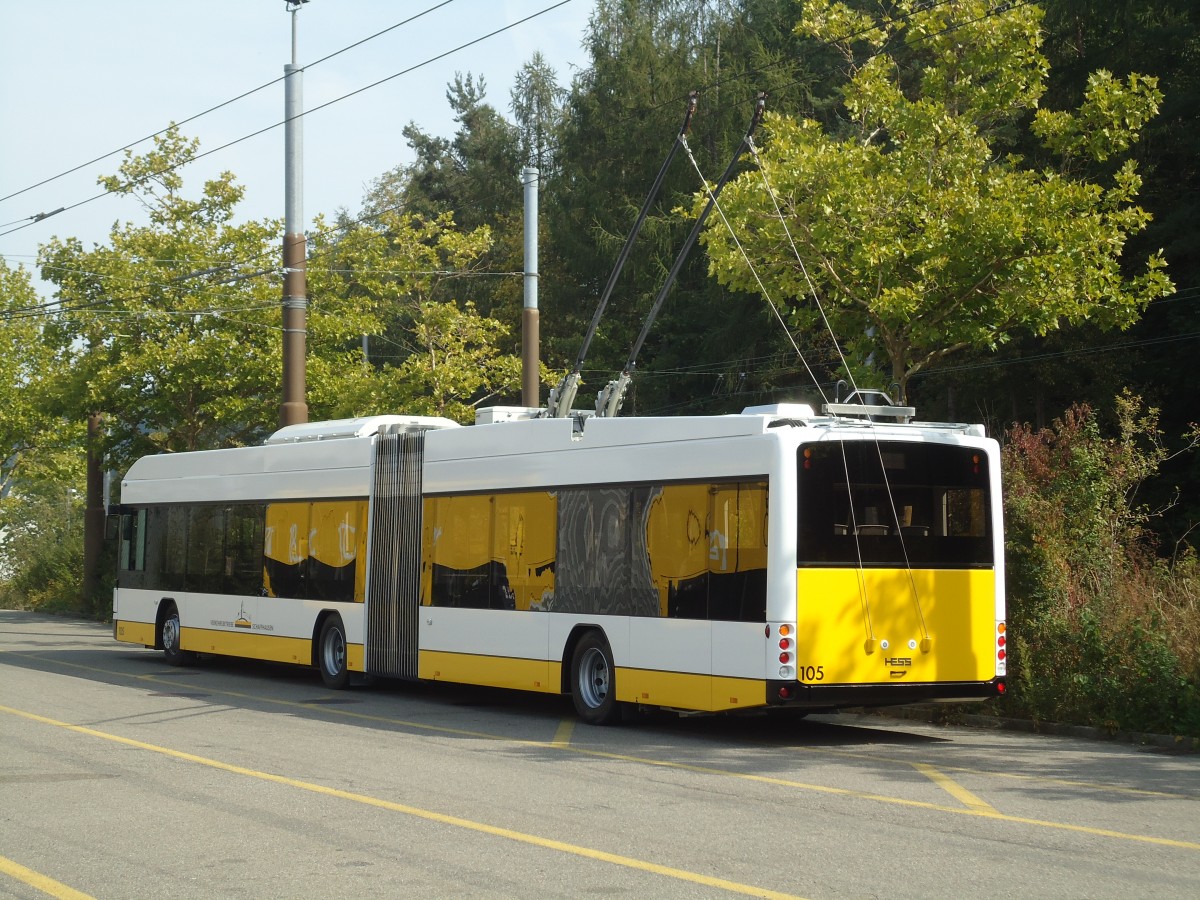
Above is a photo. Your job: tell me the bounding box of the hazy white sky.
[0,0,593,275]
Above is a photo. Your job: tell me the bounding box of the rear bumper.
[766,678,1005,708]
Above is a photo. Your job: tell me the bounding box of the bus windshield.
[797,440,992,568]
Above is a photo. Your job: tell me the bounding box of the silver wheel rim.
[577,647,609,709]
[163,615,180,652]
[323,626,345,676]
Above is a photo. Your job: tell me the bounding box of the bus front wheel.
[317,615,350,690]
[570,632,621,725]
[160,602,196,667]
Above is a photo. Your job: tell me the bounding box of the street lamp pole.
[280,0,309,427]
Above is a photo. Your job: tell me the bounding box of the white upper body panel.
[120,407,996,506]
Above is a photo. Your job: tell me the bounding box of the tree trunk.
[82,412,106,614]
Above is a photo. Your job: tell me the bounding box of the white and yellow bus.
[112,403,1006,723]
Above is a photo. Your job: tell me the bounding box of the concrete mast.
[280,0,309,426]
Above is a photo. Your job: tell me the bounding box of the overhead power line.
[0,0,1017,265]
[0,0,574,241]
[5,0,971,245]
[102,0,979,290]
[0,0,458,207]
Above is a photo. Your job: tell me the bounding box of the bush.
[1001,393,1200,736]
[0,486,87,614]
[1,533,84,613]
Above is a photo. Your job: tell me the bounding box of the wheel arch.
[154,597,178,651]
[559,624,608,695]
[310,609,341,668]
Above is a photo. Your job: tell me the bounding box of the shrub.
[1001,393,1200,736]
[0,485,86,614]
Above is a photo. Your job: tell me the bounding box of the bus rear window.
[797,440,992,568]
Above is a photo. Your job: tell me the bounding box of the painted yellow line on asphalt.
[912,763,1000,814]
[0,704,805,900]
[551,718,575,748]
[24,656,1200,851]
[794,744,1192,800]
[0,855,94,900]
[565,746,1200,850]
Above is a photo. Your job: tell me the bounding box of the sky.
[0,0,595,288]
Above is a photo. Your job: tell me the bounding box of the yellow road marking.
[551,718,575,748]
[0,855,94,900]
[0,704,804,900]
[912,763,999,814]
[568,746,1200,850]
[794,744,1193,800]
[20,656,1200,851]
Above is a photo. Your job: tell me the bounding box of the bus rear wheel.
[570,632,621,725]
[160,602,196,667]
[318,615,350,690]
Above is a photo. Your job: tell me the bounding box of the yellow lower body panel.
[419,650,557,694]
[114,619,157,648]
[187,626,310,666]
[418,651,764,712]
[114,619,364,672]
[797,567,997,685]
[617,669,765,712]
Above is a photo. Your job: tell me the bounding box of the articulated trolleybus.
[113,400,1006,723]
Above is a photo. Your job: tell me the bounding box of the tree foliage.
[0,258,70,495]
[359,72,540,337]
[36,128,526,478]
[0,258,83,599]
[700,0,1172,402]
[365,74,523,233]
[306,210,524,422]
[544,0,821,413]
[39,129,283,467]
[511,51,568,173]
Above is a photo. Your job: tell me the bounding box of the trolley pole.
[521,166,540,407]
[280,1,309,427]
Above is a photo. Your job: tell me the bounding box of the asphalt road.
[1,609,1197,899]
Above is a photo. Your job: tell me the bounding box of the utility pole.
[522,166,539,407]
[81,413,105,613]
[280,0,309,426]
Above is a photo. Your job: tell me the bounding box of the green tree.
[360,74,527,331]
[1037,0,1200,548]
[700,0,1172,402]
[510,51,567,173]
[39,128,283,468]
[38,126,526,473]
[0,258,70,495]
[365,74,522,232]
[544,0,828,414]
[0,258,85,610]
[0,460,87,613]
[0,262,85,614]
[306,210,526,423]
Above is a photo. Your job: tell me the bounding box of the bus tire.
[570,632,620,725]
[318,615,350,690]
[160,602,196,667]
